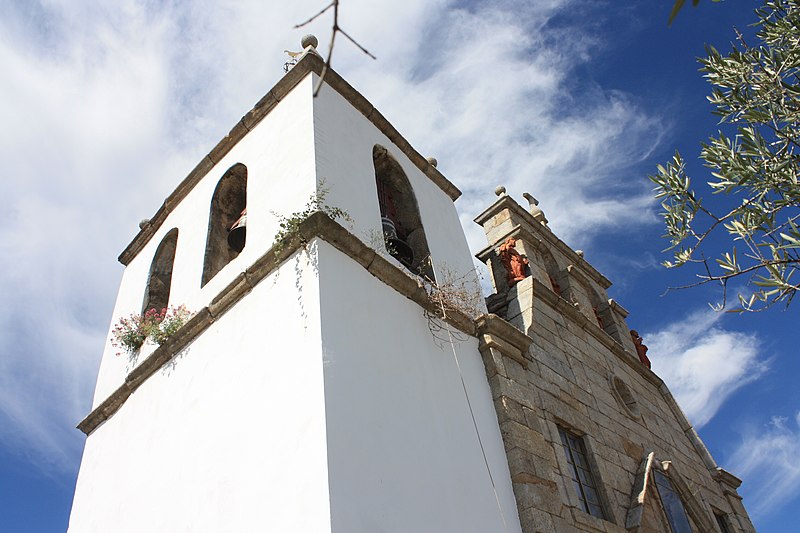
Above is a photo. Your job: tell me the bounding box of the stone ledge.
[208,273,251,319]
[81,213,480,435]
[119,53,460,266]
[655,383,719,473]
[476,313,534,368]
[607,298,629,319]
[713,467,743,490]
[571,505,621,533]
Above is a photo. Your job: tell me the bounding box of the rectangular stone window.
[558,427,606,519]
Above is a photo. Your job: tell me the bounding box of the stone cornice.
[473,194,522,226]
[475,313,534,368]
[566,263,594,289]
[713,467,743,490]
[473,196,611,289]
[473,224,522,263]
[657,383,718,472]
[118,53,461,266]
[81,213,479,436]
[607,298,629,318]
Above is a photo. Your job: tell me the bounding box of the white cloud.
[0,0,193,473]
[645,310,765,428]
[727,410,800,520]
[1,0,665,476]
[338,1,663,253]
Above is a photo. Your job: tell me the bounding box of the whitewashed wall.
[312,78,485,308]
[69,247,330,533]
[92,76,319,408]
[317,240,521,533]
[75,67,517,533]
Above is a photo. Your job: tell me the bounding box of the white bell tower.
[68,39,523,533]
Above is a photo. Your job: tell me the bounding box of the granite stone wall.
[474,194,755,533]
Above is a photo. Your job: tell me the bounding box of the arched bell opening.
[201,163,247,287]
[372,145,435,282]
[227,208,247,253]
[541,248,564,298]
[588,288,619,342]
[142,228,179,315]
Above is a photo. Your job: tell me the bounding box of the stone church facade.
[68,39,755,532]
[474,193,754,532]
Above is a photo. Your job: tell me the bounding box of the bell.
[381,217,414,268]
[381,217,398,240]
[388,237,414,268]
[227,208,247,253]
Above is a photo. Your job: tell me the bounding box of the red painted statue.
[498,237,529,287]
[630,330,652,369]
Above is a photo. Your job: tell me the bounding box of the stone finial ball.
[301,34,318,49]
[426,157,438,167]
[139,219,151,230]
[495,185,507,196]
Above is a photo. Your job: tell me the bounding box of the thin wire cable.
[430,262,510,532]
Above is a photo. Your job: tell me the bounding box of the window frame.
[142,228,179,315]
[557,426,608,520]
[201,163,247,287]
[372,144,435,281]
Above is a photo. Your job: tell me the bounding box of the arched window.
[653,470,694,533]
[627,458,716,533]
[372,145,434,280]
[202,163,247,287]
[610,375,641,418]
[588,289,607,329]
[541,248,563,297]
[589,289,619,341]
[143,228,179,314]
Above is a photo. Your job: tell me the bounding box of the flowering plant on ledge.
[111,305,192,356]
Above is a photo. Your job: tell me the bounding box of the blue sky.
[1,1,798,531]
